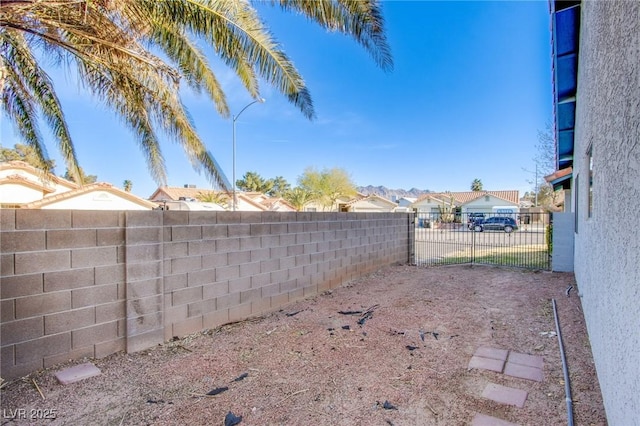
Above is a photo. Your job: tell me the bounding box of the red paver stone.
[504,362,544,382]
[481,383,528,408]
[508,351,544,369]
[468,355,505,373]
[474,346,509,361]
[472,413,520,426]
[55,362,101,385]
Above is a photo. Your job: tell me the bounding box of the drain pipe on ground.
[552,298,574,426]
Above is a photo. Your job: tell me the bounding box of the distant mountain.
[356,185,431,200]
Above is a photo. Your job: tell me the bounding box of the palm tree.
[123,180,133,192]
[196,190,228,206]
[284,187,314,212]
[1,1,392,188]
[471,178,483,191]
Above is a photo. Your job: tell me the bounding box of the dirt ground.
[1,264,607,425]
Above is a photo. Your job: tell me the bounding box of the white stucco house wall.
[0,161,155,210]
[551,1,639,423]
[342,194,399,213]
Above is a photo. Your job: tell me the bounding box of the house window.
[484,195,490,202]
[588,146,594,218]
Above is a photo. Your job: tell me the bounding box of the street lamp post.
[232,98,265,211]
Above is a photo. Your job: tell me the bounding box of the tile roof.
[148,186,219,201]
[0,174,55,193]
[415,190,520,206]
[0,160,78,189]
[23,182,157,209]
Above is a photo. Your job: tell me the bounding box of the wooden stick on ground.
[32,378,45,400]
[275,388,309,405]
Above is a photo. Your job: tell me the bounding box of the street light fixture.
[232,98,265,211]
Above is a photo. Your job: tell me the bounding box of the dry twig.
[275,388,309,405]
[32,378,45,400]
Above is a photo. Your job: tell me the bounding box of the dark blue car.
[472,216,518,233]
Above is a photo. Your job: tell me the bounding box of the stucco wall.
[0,209,412,380]
[572,1,640,423]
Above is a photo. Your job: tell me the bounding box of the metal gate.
[413,212,551,269]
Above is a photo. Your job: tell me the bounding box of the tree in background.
[63,167,97,185]
[236,171,274,194]
[470,178,483,191]
[525,122,559,209]
[123,180,133,192]
[0,143,56,170]
[196,190,228,207]
[269,176,291,198]
[1,0,392,188]
[284,187,314,211]
[298,167,357,211]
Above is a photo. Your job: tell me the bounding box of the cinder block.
[164,273,188,292]
[72,284,118,309]
[228,303,252,322]
[94,264,125,285]
[1,299,15,322]
[126,328,164,353]
[172,316,203,338]
[270,269,288,284]
[229,276,251,293]
[163,241,189,259]
[171,256,202,274]
[289,266,304,279]
[239,212,261,224]
[95,337,126,358]
[125,227,162,245]
[16,210,71,230]
[73,210,122,228]
[95,301,126,323]
[15,250,70,274]
[193,240,216,255]
[216,265,240,281]
[271,293,289,309]
[187,269,215,287]
[279,234,296,246]
[187,298,216,317]
[261,283,280,298]
[96,228,125,246]
[126,311,163,337]
[250,272,271,289]
[72,321,118,348]
[202,224,228,239]
[260,212,281,224]
[2,358,44,381]
[270,223,287,234]
[1,316,44,345]
[216,292,241,310]
[203,281,229,299]
[203,309,229,329]
[171,225,202,242]
[171,286,202,307]
[268,246,287,258]
[228,250,251,266]
[126,278,162,299]
[240,237,261,251]
[0,209,16,231]
[227,224,251,238]
[1,345,14,371]
[303,284,318,297]
[44,345,95,369]
[250,248,270,262]
[15,332,71,363]
[288,288,305,302]
[1,273,43,298]
[251,298,272,316]
[126,294,163,317]
[261,258,280,273]
[126,261,162,282]
[125,211,162,227]
[46,229,96,250]
[250,223,270,236]
[164,304,188,325]
[240,288,261,304]
[201,252,228,268]
[71,247,117,268]
[45,306,95,335]
[15,291,71,319]
[44,268,94,292]
[216,238,240,253]
[1,253,14,276]
[126,244,162,263]
[280,279,297,293]
[186,211,218,225]
[1,230,46,252]
[239,262,260,278]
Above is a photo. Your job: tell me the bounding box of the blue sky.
[1,1,553,199]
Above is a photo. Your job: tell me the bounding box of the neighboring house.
[0,161,78,207]
[341,194,399,213]
[550,2,639,424]
[0,161,154,210]
[411,191,519,216]
[243,192,296,212]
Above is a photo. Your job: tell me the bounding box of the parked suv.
[472,216,518,233]
[467,213,485,229]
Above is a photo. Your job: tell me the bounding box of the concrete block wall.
[1,210,411,379]
[1,209,127,379]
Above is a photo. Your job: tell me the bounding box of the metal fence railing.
[413,212,551,270]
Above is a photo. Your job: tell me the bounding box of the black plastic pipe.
[552,298,574,426]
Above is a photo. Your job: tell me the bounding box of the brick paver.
[474,346,509,361]
[468,355,505,373]
[508,351,544,369]
[503,362,544,382]
[55,362,101,385]
[481,382,528,408]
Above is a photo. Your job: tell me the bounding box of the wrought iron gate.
[413,212,551,269]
